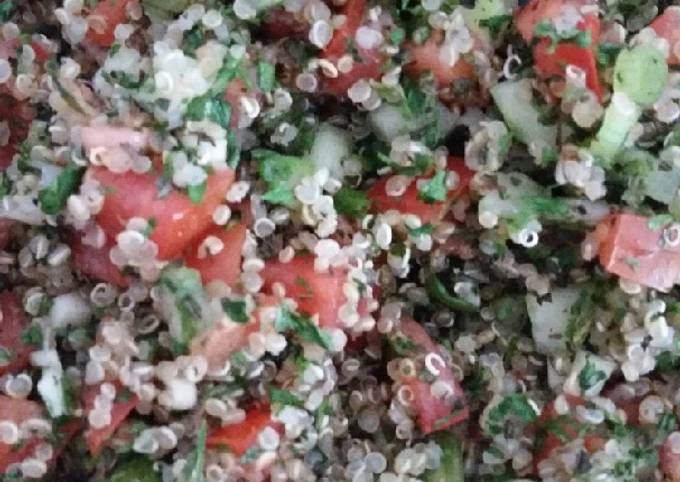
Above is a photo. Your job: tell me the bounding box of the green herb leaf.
[226,129,240,169]
[486,394,538,435]
[408,223,434,238]
[187,181,207,204]
[479,14,512,38]
[334,186,371,219]
[0,173,11,199]
[275,309,331,350]
[179,420,207,482]
[269,387,303,407]
[183,26,205,55]
[186,95,231,129]
[578,357,607,392]
[388,334,420,356]
[425,274,477,312]
[424,432,464,482]
[38,163,85,215]
[110,457,162,482]
[417,170,447,204]
[257,61,276,93]
[20,324,43,347]
[566,286,599,347]
[254,149,313,207]
[0,1,15,23]
[222,299,249,323]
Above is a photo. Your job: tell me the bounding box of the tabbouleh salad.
[2,0,680,481]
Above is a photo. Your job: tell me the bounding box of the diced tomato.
[207,404,278,457]
[90,167,235,260]
[399,318,468,434]
[0,292,32,377]
[261,255,346,329]
[30,40,50,62]
[406,36,476,88]
[0,219,14,250]
[261,8,308,40]
[186,224,246,287]
[0,94,34,170]
[191,295,276,372]
[72,237,130,288]
[85,0,132,48]
[533,395,606,473]
[0,396,43,473]
[320,0,384,96]
[84,383,139,456]
[661,432,680,482]
[367,157,473,224]
[595,213,680,292]
[516,0,603,100]
[651,6,680,66]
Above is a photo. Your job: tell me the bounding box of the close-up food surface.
[3,0,680,481]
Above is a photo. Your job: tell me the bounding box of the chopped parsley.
[0,0,14,22]
[20,324,43,347]
[178,420,207,482]
[257,61,276,93]
[269,387,303,407]
[275,309,331,350]
[486,394,538,435]
[578,357,607,392]
[186,94,231,129]
[222,299,249,324]
[417,170,447,204]
[334,186,371,219]
[38,163,85,215]
[187,180,207,204]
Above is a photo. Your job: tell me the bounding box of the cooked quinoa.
[2,0,680,481]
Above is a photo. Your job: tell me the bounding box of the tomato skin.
[91,167,235,260]
[660,432,680,482]
[72,237,130,288]
[651,7,680,66]
[367,157,473,224]
[0,292,32,377]
[261,255,347,329]
[83,383,139,456]
[596,213,680,292]
[399,318,468,434]
[321,0,384,96]
[406,37,476,88]
[0,396,43,473]
[186,224,247,287]
[207,404,278,457]
[85,0,132,48]
[0,94,35,170]
[516,0,603,100]
[533,395,606,474]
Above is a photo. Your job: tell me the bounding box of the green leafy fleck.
[275,309,331,350]
[388,334,420,356]
[390,27,406,45]
[0,346,15,365]
[479,14,512,38]
[578,357,607,392]
[425,274,477,312]
[418,170,447,204]
[183,26,205,55]
[179,421,207,482]
[110,457,162,482]
[534,20,591,52]
[20,324,43,347]
[187,181,207,204]
[408,223,434,238]
[269,387,303,407]
[143,218,157,238]
[38,163,85,215]
[648,214,673,230]
[257,61,276,93]
[566,286,599,347]
[0,173,11,199]
[424,432,464,482]
[486,394,538,435]
[334,186,371,219]
[186,95,231,129]
[254,149,313,207]
[0,1,15,22]
[222,299,249,324]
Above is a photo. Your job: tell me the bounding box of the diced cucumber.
[590,92,640,165]
[424,432,464,482]
[491,80,557,149]
[613,44,668,107]
[308,124,352,179]
[526,287,580,355]
[644,169,680,205]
